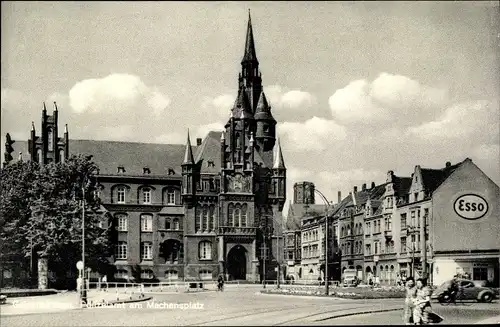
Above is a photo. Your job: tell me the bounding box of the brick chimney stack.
[338,191,341,204]
[196,138,202,146]
[362,183,367,191]
[371,182,375,189]
[353,186,358,193]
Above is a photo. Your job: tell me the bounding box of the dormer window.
[143,167,151,174]
[207,161,215,168]
[117,166,125,174]
[168,168,175,175]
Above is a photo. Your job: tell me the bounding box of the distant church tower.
[28,102,69,165]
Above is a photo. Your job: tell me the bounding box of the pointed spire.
[242,9,258,63]
[43,102,47,111]
[53,101,58,111]
[255,92,275,120]
[273,138,285,169]
[182,130,195,165]
[64,124,68,133]
[31,121,35,131]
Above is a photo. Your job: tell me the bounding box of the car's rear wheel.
[480,292,493,303]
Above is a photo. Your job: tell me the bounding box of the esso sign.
[453,194,489,220]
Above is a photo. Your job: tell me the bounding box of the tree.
[0,155,113,289]
[0,160,39,287]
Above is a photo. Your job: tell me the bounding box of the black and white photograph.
[1,1,499,325]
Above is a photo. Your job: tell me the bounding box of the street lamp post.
[313,189,331,296]
[80,182,87,304]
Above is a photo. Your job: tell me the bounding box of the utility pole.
[277,228,280,289]
[81,184,87,304]
[422,212,428,280]
[261,239,267,289]
[324,212,329,295]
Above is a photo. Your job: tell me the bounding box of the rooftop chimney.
[353,186,358,193]
[445,161,451,168]
[371,182,375,189]
[196,138,202,146]
[338,191,341,204]
[362,183,367,191]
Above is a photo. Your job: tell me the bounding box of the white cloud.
[407,99,499,141]
[68,74,170,115]
[329,79,389,123]
[329,73,448,125]
[278,116,347,151]
[264,85,316,111]
[201,94,235,120]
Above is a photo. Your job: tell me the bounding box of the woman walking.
[403,277,417,325]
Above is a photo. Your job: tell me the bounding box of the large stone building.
[3,13,287,283]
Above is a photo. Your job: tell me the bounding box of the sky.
[2,1,499,215]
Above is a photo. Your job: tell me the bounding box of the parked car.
[0,295,7,304]
[431,279,498,303]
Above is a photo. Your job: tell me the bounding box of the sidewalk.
[475,315,500,324]
[0,288,148,316]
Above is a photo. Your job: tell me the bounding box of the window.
[143,167,151,174]
[141,242,152,260]
[165,270,178,280]
[143,188,151,204]
[117,186,126,204]
[365,222,371,235]
[203,180,210,191]
[165,218,171,230]
[288,251,294,260]
[196,205,202,231]
[414,192,418,202]
[141,269,154,280]
[209,206,215,231]
[141,214,153,232]
[202,206,208,231]
[365,244,371,255]
[241,204,247,227]
[199,241,212,260]
[117,214,128,231]
[228,204,234,226]
[401,214,407,230]
[167,189,175,205]
[385,218,392,231]
[48,129,53,151]
[173,218,180,230]
[199,270,212,280]
[374,241,380,254]
[401,237,407,253]
[116,242,127,259]
[37,149,43,164]
[473,268,488,281]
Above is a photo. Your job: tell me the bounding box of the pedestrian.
[403,276,417,325]
[396,273,402,287]
[413,278,442,325]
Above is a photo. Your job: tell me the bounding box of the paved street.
[1,286,498,326]
[331,301,500,325]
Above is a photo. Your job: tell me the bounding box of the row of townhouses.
[284,161,499,287]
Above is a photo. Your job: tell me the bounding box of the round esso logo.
[453,194,489,220]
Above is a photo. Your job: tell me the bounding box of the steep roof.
[393,176,412,196]
[8,139,193,176]
[420,161,463,195]
[194,131,265,174]
[242,10,258,63]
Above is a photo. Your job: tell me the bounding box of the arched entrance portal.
[227,245,247,280]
